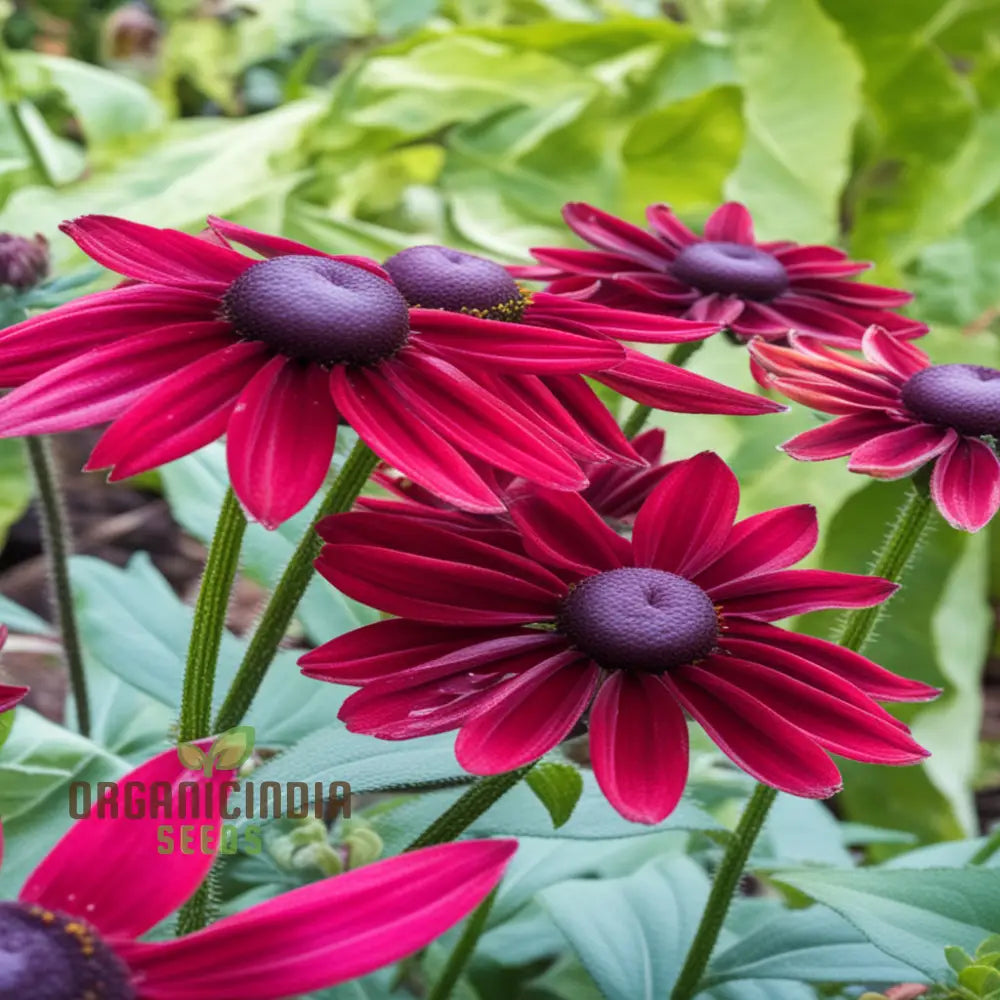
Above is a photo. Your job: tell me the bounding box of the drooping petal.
[711,568,896,619]
[19,743,237,938]
[860,325,930,380]
[589,671,689,823]
[931,436,1000,532]
[702,654,927,764]
[693,504,818,591]
[792,277,913,308]
[632,452,739,575]
[61,215,252,289]
[0,285,218,385]
[330,362,503,513]
[597,350,786,415]
[722,618,940,702]
[779,412,910,461]
[508,489,631,577]
[666,666,843,797]
[226,356,338,528]
[562,202,674,269]
[848,424,957,480]
[455,653,599,772]
[686,293,746,327]
[85,340,270,479]
[645,204,699,248]
[379,350,587,491]
[703,202,755,244]
[122,841,517,1000]
[411,308,625,372]
[0,321,235,437]
[316,512,566,624]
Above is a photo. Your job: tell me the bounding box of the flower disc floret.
[670,241,789,301]
[559,567,719,672]
[223,255,411,365]
[901,364,1000,437]
[383,245,527,322]
[0,902,135,1000]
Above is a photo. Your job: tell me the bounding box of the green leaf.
[705,904,922,986]
[773,867,1000,979]
[0,439,32,552]
[726,0,863,242]
[526,761,584,829]
[0,709,14,754]
[539,855,709,1000]
[0,592,53,636]
[620,85,744,222]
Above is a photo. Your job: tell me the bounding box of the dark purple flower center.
[223,256,411,365]
[558,567,718,673]
[382,245,527,322]
[0,902,135,999]
[670,241,788,301]
[901,364,1000,436]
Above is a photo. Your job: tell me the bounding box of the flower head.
[512,202,925,348]
[0,233,49,291]
[302,452,937,824]
[0,216,631,528]
[750,326,1000,532]
[384,244,786,455]
[0,744,514,999]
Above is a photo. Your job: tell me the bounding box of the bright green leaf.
[526,761,585,829]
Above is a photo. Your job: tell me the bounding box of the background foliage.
[1,1,1000,998]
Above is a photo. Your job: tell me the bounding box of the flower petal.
[693,504,818,591]
[632,452,739,575]
[848,424,957,479]
[456,653,599,772]
[61,215,251,289]
[18,743,237,938]
[779,412,909,461]
[711,568,897,619]
[563,202,674,269]
[645,204,699,247]
[86,340,270,479]
[861,325,930,379]
[589,671,689,823]
[931,436,1000,532]
[703,202,755,244]
[666,666,843,797]
[122,841,516,1000]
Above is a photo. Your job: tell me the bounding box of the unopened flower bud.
[343,826,383,870]
[292,841,344,877]
[104,2,161,60]
[0,233,48,291]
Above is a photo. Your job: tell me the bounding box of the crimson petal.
[780,413,909,461]
[704,202,755,243]
[931,437,1000,532]
[848,424,957,479]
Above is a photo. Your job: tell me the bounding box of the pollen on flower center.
[670,241,789,301]
[557,567,718,673]
[901,363,1000,436]
[383,245,528,322]
[0,901,136,999]
[223,255,411,366]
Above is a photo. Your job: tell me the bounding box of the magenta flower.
[366,427,675,532]
[749,327,1000,532]
[0,744,514,999]
[511,202,926,347]
[383,244,786,447]
[302,452,937,824]
[0,216,630,527]
[0,626,25,715]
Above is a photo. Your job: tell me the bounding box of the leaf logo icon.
[178,727,255,777]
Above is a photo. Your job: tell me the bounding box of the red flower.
[750,327,1000,533]
[0,744,515,998]
[383,245,785,453]
[0,216,631,528]
[0,626,26,713]
[366,427,675,531]
[302,452,937,824]
[512,202,926,347]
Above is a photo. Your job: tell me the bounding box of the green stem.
[405,765,535,852]
[213,439,379,732]
[427,889,498,1000]
[620,339,706,438]
[177,488,247,744]
[24,436,89,736]
[670,483,936,1000]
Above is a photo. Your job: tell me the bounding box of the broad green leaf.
[526,761,584,829]
[726,0,863,242]
[0,439,32,552]
[705,904,922,986]
[540,855,709,1000]
[0,591,53,636]
[774,867,1000,979]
